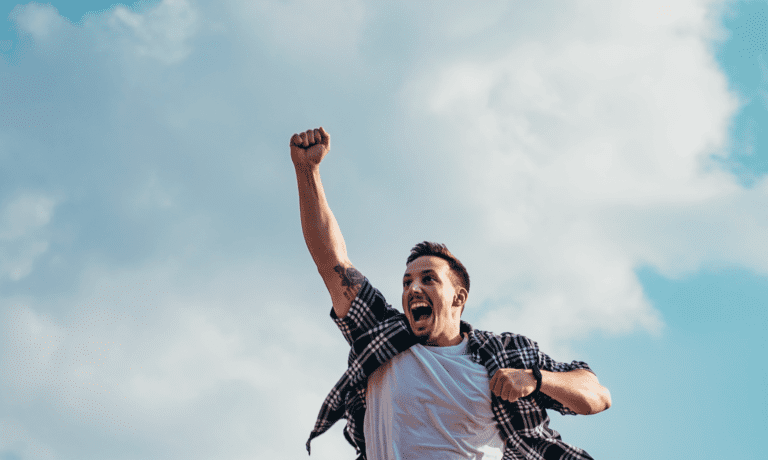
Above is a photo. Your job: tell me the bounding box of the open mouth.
[410,303,433,324]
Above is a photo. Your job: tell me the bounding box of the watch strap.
[532,364,542,394]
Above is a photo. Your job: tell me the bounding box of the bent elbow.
[589,387,611,415]
[574,386,611,415]
[602,389,612,411]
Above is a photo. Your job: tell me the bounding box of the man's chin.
[410,326,431,344]
[415,333,431,345]
[408,316,433,343]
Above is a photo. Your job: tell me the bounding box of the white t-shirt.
[364,334,505,460]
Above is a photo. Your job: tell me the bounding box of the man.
[292,127,611,460]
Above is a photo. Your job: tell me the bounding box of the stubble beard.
[408,317,432,345]
[415,332,431,345]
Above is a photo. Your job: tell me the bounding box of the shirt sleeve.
[536,347,593,416]
[329,277,401,346]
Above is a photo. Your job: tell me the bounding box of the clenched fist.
[490,368,537,403]
[290,127,330,168]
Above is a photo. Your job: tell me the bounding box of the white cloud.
[1,258,349,458]
[0,193,57,281]
[1,239,49,281]
[12,2,65,41]
[395,0,764,354]
[8,0,200,66]
[0,194,56,241]
[0,304,67,404]
[233,0,367,65]
[105,0,199,64]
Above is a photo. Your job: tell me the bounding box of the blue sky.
[0,1,766,459]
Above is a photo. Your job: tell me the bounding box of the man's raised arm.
[291,127,363,319]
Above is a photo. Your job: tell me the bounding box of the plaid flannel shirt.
[306,278,596,460]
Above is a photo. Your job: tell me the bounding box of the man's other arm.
[291,127,362,319]
[491,368,611,415]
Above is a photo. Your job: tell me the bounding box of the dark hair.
[406,241,470,293]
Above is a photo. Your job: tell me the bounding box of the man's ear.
[453,287,468,308]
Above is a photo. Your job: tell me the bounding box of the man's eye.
[403,280,410,287]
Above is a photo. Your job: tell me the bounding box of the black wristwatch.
[532,364,542,394]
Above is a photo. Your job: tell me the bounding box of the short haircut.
[406,241,470,293]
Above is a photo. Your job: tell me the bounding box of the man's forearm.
[540,369,612,415]
[294,163,349,271]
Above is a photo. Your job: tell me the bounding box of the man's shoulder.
[466,328,541,372]
[332,277,405,345]
[468,327,539,351]
[468,327,531,341]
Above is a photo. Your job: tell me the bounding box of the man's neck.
[426,331,464,347]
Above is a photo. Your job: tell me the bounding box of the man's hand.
[490,368,536,403]
[290,127,330,168]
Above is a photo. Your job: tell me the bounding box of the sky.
[0,0,766,459]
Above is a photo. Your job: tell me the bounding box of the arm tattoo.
[334,265,364,301]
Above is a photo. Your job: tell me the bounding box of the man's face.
[402,255,466,347]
